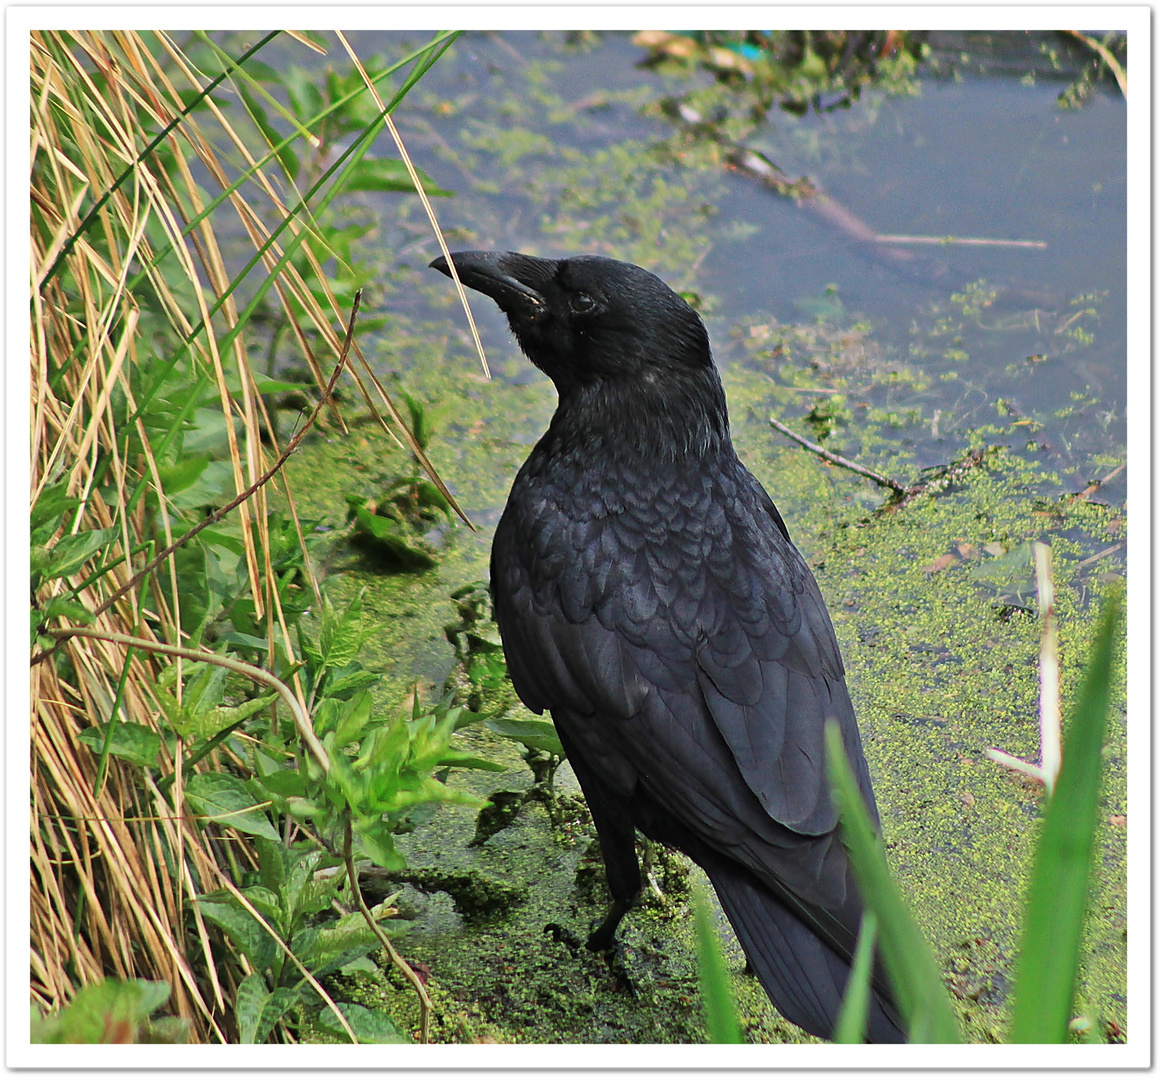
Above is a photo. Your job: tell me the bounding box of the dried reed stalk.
[30,29,448,1042]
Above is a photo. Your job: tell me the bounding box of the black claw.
[586,896,635,952]
[545,922,583,956]
[600,936,640,998]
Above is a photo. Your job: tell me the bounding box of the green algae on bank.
[283,403,1125,1043]
[271,32,1125,1044]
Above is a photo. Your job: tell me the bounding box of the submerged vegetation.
[30,29,1127,1047]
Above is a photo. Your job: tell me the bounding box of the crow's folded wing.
[491,461,879,870]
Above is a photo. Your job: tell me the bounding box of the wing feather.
[491,455,878,906]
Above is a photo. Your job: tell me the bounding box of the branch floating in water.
[872,234,1047,249]
[768,417,906,495]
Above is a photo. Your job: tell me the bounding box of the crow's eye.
[570,293,596,315]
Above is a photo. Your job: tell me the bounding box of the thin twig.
[1070,461,1126,501]
[986,542,1061,792]
[334,30,491,380]
[872,234,1046,249]
[768,417,906,495]
[1075,541,1125,571]
[1064,30,1128,96]
[31,293,361,668]
[1034,543,1062,793]
[41,626,329,776]
[343,816,432,1043]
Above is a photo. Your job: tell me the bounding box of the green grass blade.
[825,722,962,1043]
[1008,594,1121,1043]
[691,883,743,1044]
[833,912,877,1043]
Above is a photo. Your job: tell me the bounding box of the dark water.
[235,29,1124,512]
[348,30,1126,488]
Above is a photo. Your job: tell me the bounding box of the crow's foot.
[544,922,583,957]
[595,936,639,998]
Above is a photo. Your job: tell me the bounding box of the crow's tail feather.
[703,858,906,1043]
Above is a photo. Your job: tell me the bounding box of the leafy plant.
[32,980,189,1044]
[345,392,454,571]
[30,27,468,1044]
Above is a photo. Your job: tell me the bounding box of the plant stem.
[42,627,328,776]
[343,816,432,1043]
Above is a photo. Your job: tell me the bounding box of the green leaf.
[178,692,277,744]
[35,596,95,627]
[691,883,742,1044]
[256,768,308,799]
[354,820,405,871]
[833,913,878,1043]
[195,527,246,557]
[316,1001,405,1043]
[31,481,78,546]
[350,507,437,570]
[318,590,375,670]
[255,837,288,894]
[968,541,1036,598]
[30,978,172,1044]
[485,717,564,757]
[77,723,162,769]
[240,884,283,925]
[1009,595,1121,1043]
[332,691,374,747]
[196,895,277,971]
[156,455,210,496]
[358,717,410,779]
[468,650,508,692]
[165,459,236,511]
[322,669,382,700]
[435,750,507,772]
[326,733,372,810]
[235,974,297,1044]
[217,631,272,653]
[300,899,398,973]
[252,377,313,394]
[341,158,452,196]
[184,772,281,841]
[155,661,256,742]
[825,721,962,1043]
[39,528,116,581]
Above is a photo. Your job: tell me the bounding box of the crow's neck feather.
[541,365,731,466]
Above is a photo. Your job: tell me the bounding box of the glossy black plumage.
[431,250,904,1042]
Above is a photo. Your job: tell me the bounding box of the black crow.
[431,250,905,1043]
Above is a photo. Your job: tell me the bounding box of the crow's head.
[430,251,712,391]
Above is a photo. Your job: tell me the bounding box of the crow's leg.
[554,725,641,952]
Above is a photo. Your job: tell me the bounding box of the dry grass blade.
[1064,30,1128,96]
[31,29,430,1044]
[986,542,1062,791]
[335,31,492,379]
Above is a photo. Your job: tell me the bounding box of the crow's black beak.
[429,250,552,313]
